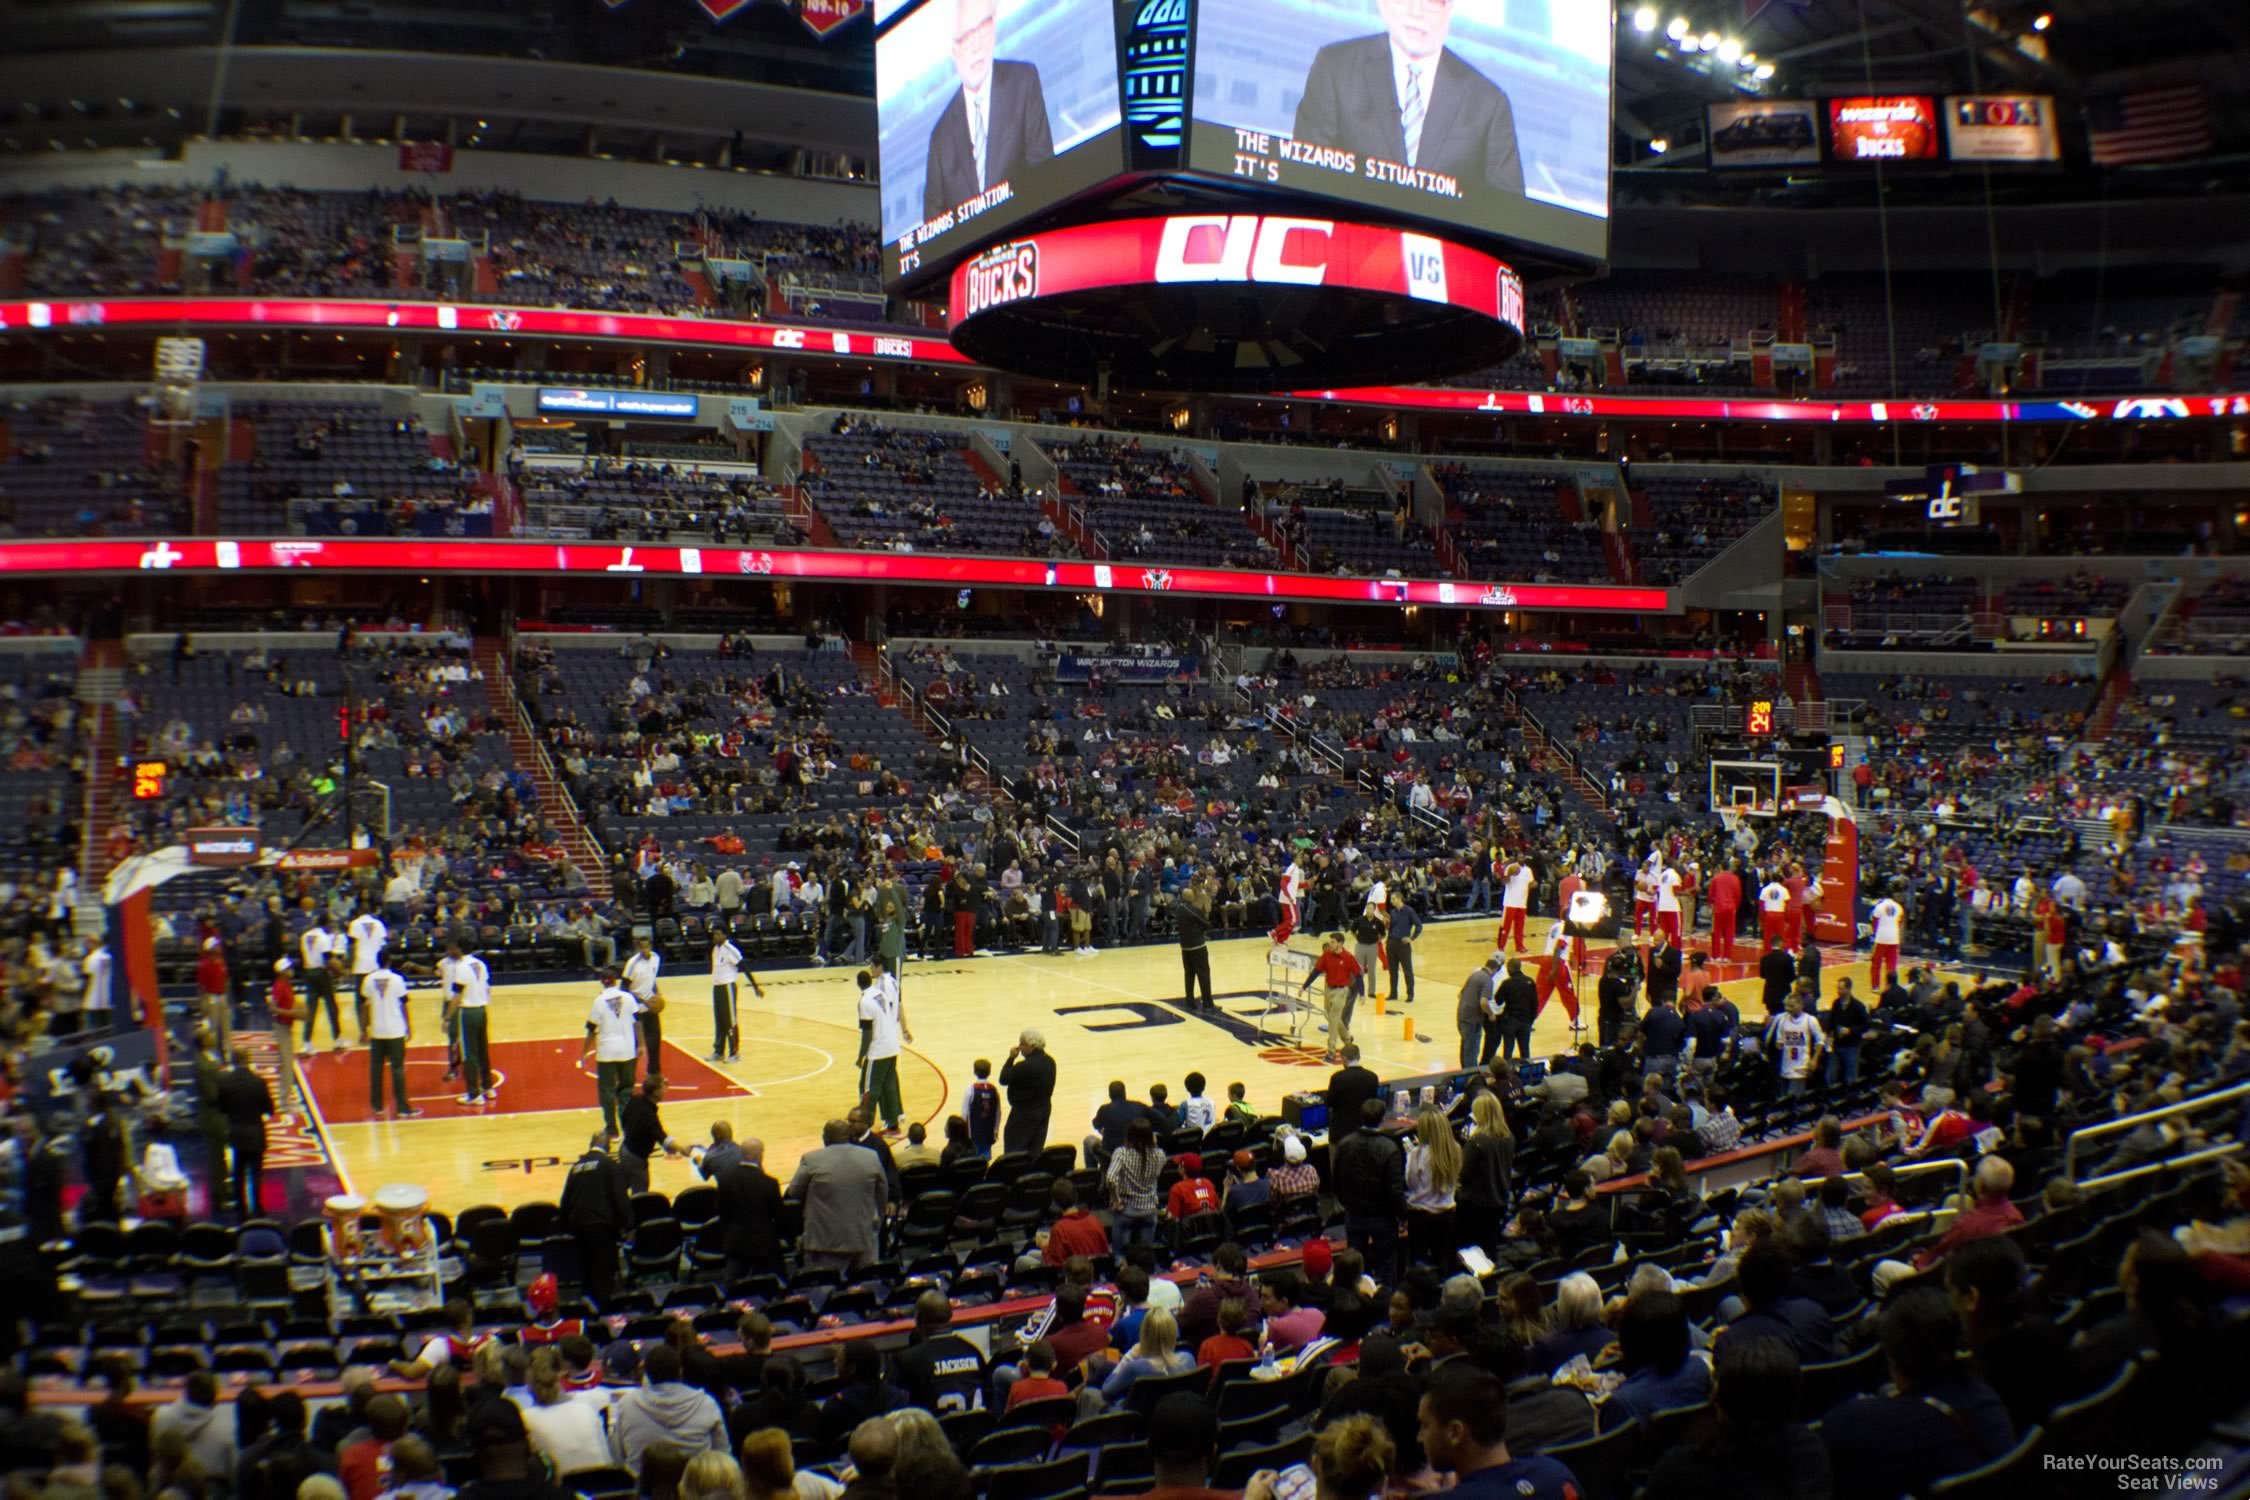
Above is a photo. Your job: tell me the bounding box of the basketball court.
[276,914,1931,1216]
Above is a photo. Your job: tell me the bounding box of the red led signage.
[4,298,2241,426]
[0,537,1669,613]
[947,216,1526,337]
[0,297,969,365]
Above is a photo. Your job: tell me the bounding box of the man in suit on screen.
[921,0,1055,223]
[1292,0,1524,197]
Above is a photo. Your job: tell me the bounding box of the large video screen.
[876,0,1124,285]
[1707,100,1822,168]
[1828,96,1940,160]
[1945,95,2060,162]
[1186,0,1612,263]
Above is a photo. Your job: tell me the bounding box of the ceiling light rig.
[1646,16,1772,91]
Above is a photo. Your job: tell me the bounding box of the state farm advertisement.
[946,214,1526,334]
[1828,96,1939,160]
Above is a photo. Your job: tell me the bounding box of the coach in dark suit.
[1291,0,1523,197]
[920,0,1055,223]
[716,1137,784,1282]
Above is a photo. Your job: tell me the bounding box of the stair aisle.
[474,637,611,899]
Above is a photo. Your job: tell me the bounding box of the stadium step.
[79,638,126,897]
[473,637,611,900]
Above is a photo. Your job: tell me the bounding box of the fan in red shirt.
[519,1273,586,1346]
[1166,1153,1221,1220]
[1043,1181,1112,1265]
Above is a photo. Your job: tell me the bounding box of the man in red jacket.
[1707,864,1742,961]
[195,938,232,1054]
[1299,933,1363,1063]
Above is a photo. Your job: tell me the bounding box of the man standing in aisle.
[446,942,495,1108]
[580,967,643,1141]
[79,935,113,1037]
[215,1047,276,1218]
[622,934,665,1082]
[361,959,416,1119]
[998,1028,1056,1154]
[708,928,762,1063]
[1765,989,1825,1098]
[559,1131,629,1303]
[857,960,910,1135]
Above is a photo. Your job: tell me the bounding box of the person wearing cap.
[1300,932,1363,1064]
[520,1274,585,1347]
[268,959,303,1113]
[1270,1133,1320,1209]
[1165,1152,1221,1222]
[1220,1149,1268,1217]
[558,1132,630,1303]
[1458,953,1503,1070]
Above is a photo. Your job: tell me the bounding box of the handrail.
[2074,1140,2243,1194]
[2064,1080,2250,1182]
[505,661,607,865]
[1044,811,1080,853]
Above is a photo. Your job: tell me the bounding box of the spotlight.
[1632,5,1658,31]
[1754,62,1776,79]
[1700,31,1721,50]
[2032,11,2050,28]
[1679,33,1700,50]
[1665,16,1689,39]
[1649,137,1670,153]
[1716,37,1742,62]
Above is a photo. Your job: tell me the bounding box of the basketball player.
[622,934,665,1081]
[1532,919,1578,1029]
[857,960,910,1134]
[1497,854,1532,954]
[1869,890,1904,989]
[1758,870,1791,951]
[708,929,765,1063]
[1272,852,1305,946]
[1631,861,1656,939]
[1653,861,1684,947]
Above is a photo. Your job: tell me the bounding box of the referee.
[1177,881,1214,1011]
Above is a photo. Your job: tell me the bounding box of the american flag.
[2086,83,2212,167]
